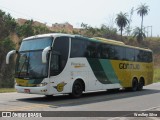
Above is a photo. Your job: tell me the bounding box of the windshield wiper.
[18,54,28,77]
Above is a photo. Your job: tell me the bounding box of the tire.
[71,80,83,98]
[137,80,144,91]
[131,78,138,92]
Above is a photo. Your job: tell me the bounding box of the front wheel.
[70,81,83,98]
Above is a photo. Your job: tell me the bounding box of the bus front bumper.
[15,85,50,95]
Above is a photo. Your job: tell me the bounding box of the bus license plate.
[24,89,30,93]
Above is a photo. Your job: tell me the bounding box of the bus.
[6,33,153,98]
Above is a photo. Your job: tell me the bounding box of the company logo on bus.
[119,63,140,70]
[54,82,67,92]
[71,62,86,68]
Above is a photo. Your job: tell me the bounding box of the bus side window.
[125,48,134,61]
[71,38,87,58]
[114,46,125,60]
[147,52,152,62]
[50,52,60,76]
[51,37,69,76]
[101,44,109,59]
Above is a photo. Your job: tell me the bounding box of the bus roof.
[23,33,152,52]
[89,37,152,52]
[92,37,125,45]
[23,33,76,41]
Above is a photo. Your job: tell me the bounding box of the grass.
[0,88,16,93]
[153,68,160,83]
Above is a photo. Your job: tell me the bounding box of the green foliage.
[133,27,146,43]
[100,25,120,40]
[16,20,34,37]
[80,23,120,40]
[115,12,129,40]
[136,3,150,41]
[0,10,17,39]
[0,38,15,88]
[34,26,51,35]
[2,37,15,50]
[0,88,16,93]
[137,3,149,17]
[16,20,52,38]
[0,10,16,88]
[153,68,160,83]
[0,9,53,88]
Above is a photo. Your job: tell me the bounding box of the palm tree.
[115,12,129,40]
[137,3,150,34]
[133,27,146,42]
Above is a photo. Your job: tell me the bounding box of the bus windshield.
[19,37,53,51]
[15,37,53,79]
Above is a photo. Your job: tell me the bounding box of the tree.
[0,10,17,39]
[16,20,34,37]
[137,3,150,34]
[115,12,129,40]
[0,10,17,88]
[80,23,119,39]
[133,27,146,43]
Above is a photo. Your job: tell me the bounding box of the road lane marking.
[141,105,160,111]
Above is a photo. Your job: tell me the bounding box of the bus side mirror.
[42,46,51,63]
[6,50,17,64]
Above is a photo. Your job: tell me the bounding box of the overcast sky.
[0,0,160,37]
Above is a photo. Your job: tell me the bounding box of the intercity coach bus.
[6,33,153,97]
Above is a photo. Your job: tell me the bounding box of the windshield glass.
[16,37,53,79]
[15,51,48,78]
[19,37,53,51]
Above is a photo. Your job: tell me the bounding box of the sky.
[0,0,160,37]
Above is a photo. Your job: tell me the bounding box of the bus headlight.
[36,82,47,87]
[15,83,19,86]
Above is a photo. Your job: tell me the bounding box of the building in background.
[16,18,74,33]
[50,22,73,33]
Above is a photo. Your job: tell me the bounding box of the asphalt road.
[0,82,160,120]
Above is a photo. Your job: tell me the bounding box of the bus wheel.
[131,78,138,92]
[137,79,144,91]
[71,80,83,98]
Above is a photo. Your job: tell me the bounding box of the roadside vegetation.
[153,68,160,83]
[0,88,16,93]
